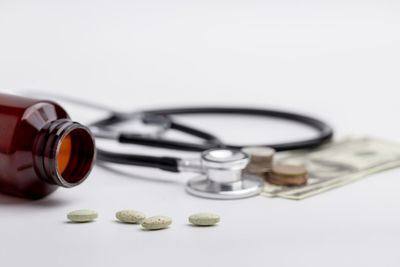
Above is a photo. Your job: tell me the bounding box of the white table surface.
[1,1,400,266]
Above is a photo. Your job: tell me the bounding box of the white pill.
[116,210,146,224]
[67,209,98,223]
[141,216,172,230]
[189,213,220,226]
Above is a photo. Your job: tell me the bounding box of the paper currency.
[261,137,400,200]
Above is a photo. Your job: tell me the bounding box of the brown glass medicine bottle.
[0,93,95,199]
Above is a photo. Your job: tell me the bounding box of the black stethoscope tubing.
[93,107,333,173]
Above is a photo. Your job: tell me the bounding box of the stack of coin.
[241,146,275,177]
[267,164,307,186]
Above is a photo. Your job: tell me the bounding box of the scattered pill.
[67,209,98,223]
[116,210,146,224]
[189,213,220,226]
[141,216,172,230]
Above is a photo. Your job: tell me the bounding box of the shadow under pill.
[186,223,218,227]
[63,220,96,224]
[113,220,141,225]
[139,227,171,232]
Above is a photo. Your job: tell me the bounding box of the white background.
[1,0,400,266]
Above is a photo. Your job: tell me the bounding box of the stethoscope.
[19,91,334,199]
[88,107,334,199]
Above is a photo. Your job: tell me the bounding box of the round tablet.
[189,213,220,226]
[116,210,146,224]
[67,209,98,223]
[141,216,172,230]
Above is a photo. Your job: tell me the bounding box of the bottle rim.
[33,119,96,188]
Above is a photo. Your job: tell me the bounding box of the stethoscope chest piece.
[185,149,265,199]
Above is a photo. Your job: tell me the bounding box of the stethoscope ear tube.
[144,107,333,152]
[118,133,217,152]
[93,107,333,152]
[96,149,181,172]
[93,107,333,174]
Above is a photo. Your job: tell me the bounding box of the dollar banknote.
[261,137,400,200]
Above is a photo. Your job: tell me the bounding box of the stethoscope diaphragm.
[185,149,265,199]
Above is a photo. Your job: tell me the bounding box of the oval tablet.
[141,216,172,230]
[189,213,220,226]
[67,209,98,223]
[116,210,146,224]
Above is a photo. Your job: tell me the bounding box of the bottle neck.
[33,119,96,188]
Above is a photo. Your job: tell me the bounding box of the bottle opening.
[56,127,95,185]
[58,134,72,174]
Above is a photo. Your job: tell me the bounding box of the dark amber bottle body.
[0,93,95,199]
